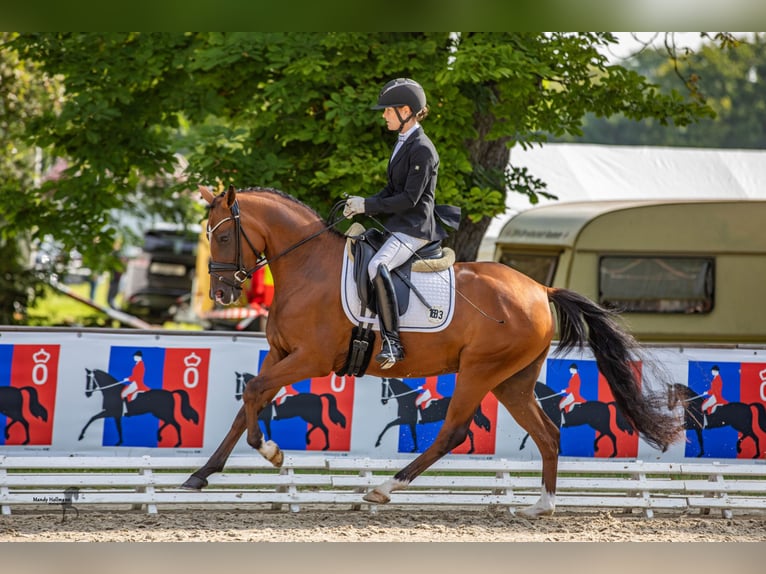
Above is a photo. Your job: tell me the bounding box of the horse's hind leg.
[183,405,246,490]
[492,351,559,518]
[363,365,503,504]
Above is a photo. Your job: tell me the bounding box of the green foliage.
[558,33,765,148]
[4,31,715,293]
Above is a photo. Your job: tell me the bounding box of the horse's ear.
[225,184,237,208]
[199,185,215,205]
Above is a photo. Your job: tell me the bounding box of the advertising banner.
[1,328,764,462]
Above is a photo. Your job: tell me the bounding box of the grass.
[26,277,113,327]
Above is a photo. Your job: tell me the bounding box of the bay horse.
[374,376,491,453]
[79,368,199,447]
[519,381,634,457]
[235,371,347,450]
[670,384,766,458]
[183,185,682,517]
[0,386,49,445]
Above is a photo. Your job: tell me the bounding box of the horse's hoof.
[363,489,391,504]
[259,440,283,467]
[516,505,555,519]
[515,504,556,520]
[181,475,208,490]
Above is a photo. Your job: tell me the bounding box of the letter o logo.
[32,363,48,386]
[184,366,199,389]
[331,375,346,393]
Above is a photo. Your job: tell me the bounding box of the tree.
[8,32,715,279]
[557,33,764,148]
[0,32,64,323]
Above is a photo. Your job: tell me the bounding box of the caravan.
[494,199,766,344]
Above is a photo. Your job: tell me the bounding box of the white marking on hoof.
[517,489,556,519]
[362,478,408,504]
[258,440,283,467]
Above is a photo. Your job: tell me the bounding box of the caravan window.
[599,256,714,314]
[498,252,558,286]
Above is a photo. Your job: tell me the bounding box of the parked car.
[120,224,200,324]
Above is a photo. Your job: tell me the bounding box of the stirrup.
[375,337,404,369]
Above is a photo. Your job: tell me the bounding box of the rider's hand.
[343,196,365,218]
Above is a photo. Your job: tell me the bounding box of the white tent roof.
[478,143,766,259]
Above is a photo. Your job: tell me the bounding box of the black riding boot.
[373,265,404,369]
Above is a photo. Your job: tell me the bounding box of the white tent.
[477,143,766,260]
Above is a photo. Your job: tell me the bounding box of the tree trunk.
[446,107,512,262]
[443,216,493,262]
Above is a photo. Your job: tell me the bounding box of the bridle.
[85,369,122,393]
[380,377,420,402]
[207,194,346,290]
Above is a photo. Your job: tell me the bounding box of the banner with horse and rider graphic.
[0,328,764,462]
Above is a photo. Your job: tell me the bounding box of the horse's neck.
[241,194,343,282]
[96,370,117,385]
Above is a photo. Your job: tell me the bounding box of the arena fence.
[2,455,766,519]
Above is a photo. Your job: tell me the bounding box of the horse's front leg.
[78,410,107,441]
[242,351,328,467]
[183,405,246,490]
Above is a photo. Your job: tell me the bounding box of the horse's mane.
[218,186,346,239]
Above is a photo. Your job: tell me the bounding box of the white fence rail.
[2,455,766,519]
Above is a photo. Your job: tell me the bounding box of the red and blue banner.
[389,373,498,455]
[97,346,209,448]
[255,350,355,452]
[686,361,766,459]
[0,344,59,446]
[546,358,639,458]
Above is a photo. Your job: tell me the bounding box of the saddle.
[346,224,454,316]
[337,224,456,378]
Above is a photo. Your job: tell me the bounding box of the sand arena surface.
[1,505,765,542]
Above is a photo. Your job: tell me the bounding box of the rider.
[120,350,150,415]
[559,363,586,419]
[701,365,728,416]
[414,376,444,423]
[270,384,299,419]
[343,78,460,369]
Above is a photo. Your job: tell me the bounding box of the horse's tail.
[750,403,766,435]
[19,387,48,422]
[608,401,635,435]
[547,288,682,451]
[172,390,200,424]
[472,404,491,431]
[321,394,347,428]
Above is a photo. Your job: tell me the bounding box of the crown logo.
[184,352,202,368]
[33,348,51,364]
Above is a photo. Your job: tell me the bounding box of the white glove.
[343,196,365,218]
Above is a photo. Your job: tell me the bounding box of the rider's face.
[382,106,410,131]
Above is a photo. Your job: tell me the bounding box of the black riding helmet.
[371,78,427,131]
[372,78,427,113]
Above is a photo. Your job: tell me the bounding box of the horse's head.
[380,377,394,405]
[666,383,688,410]
[201,185,266,305]
[85,368,119,397]
[84,368,96,397]
[235,371,254,401]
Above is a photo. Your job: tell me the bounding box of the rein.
[86,371,122,393]
[382,379,421,400]
[208,197,347,289]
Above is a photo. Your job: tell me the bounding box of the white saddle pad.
[340,250,456,333]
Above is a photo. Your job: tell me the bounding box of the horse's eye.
[217,234,230,244]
